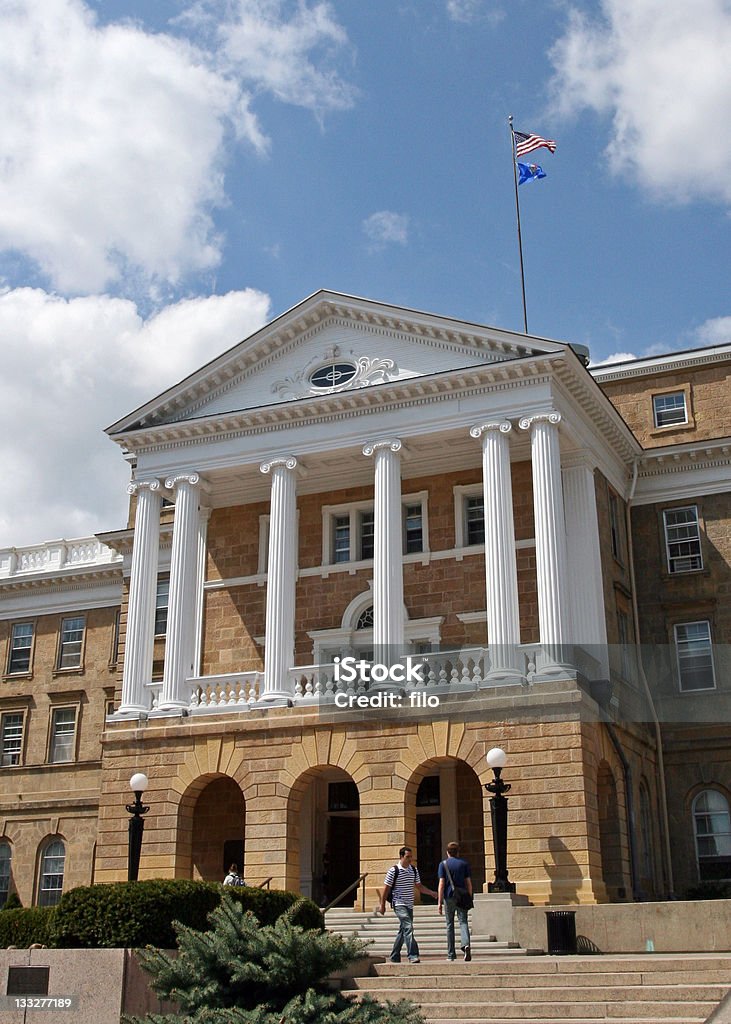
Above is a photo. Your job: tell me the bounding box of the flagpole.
[508,114,528,333]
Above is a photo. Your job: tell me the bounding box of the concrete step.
[341,955,731,1024]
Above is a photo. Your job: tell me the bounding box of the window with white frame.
[675,621,716,692]
[38,838,65,906]
[663,506,703,574]
[693,790,731,881]
[323,494,427,565]
[7,622,34,675]
[57,616,84,670]
[1,712,24,767]
[49,707,77,763]
[652,391,687,428]
[0,842,10,907]
[154,577,169,636]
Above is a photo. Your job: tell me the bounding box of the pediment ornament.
[271,346,398,400]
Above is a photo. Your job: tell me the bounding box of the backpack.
[385,865,400,905]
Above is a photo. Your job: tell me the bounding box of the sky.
[1,0,730,549]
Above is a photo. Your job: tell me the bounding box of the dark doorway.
[416,813,441,903]
[327,816,360,906]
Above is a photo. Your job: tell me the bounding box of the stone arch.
[285,764,360,906]
[404,755,486,897]
[175,773,247,883]
[597,759,624,899]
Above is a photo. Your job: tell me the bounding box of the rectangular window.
[110,609,121,666]
[332,515,351,563]
[154,578,169,636]
[7,623,33,674]
[1,713,24,767]
[404,504,423,554]
[609,492,622,562]
[675,621,716,692]
[49,707,77,763]
[664,506,703,574]
[465,496,485,546]
[653,391,687,428]
[58,616,84,670]
[359,510,375,561]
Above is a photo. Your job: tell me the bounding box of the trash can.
[545,910,577,955]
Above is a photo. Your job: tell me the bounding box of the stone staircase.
[339,954,731,1023]
[325,905,532,958]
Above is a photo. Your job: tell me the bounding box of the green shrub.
[685,881,731,900]
[51,880,322,949]
[0,907,56,948]
[2,892,22,910]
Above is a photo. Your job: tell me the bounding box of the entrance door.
[327,817,360,907]
[416,813,441,903]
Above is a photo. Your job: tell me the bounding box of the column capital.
[470,420,512,440]
[164,472,208,491]
[260,456,297,475]
[362,438,402,457]
[518,411,562,431]
[127,478,161,496]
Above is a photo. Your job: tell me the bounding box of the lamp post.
[485,747,515,893]
[126,772,149,882]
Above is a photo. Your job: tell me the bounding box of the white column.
[193,506,211,677]
[562,457,609,676]
[470,420,522,680]
[159,473,205,711]
[519,412,572,661]
[363,439,404,654]
[260,456,298,703]
[119,480,162,714]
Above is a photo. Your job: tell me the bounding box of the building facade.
[1,291,729,909]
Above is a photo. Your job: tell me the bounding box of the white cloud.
[206,0,357,115]
[590,350,638,367]
[0,0,356,295]
[0,0,262,294]
[549,0,731,205]
[694,316,731,346]
[362,211,410,247]
[446,1,504,25]
[0,287,270,548]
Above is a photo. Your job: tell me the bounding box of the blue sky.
[1,0,729,547]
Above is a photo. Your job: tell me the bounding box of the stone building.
[1,291,729,909]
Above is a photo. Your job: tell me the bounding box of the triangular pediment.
[107,290,567,434]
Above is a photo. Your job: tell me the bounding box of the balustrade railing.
[187,672,262,711]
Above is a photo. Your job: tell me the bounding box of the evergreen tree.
[123,895,425,1024]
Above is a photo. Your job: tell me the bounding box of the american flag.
[514,130,557,158]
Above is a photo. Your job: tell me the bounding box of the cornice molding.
[591,344,731,382]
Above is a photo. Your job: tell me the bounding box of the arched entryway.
[597,759,624,900]
[406,758,486,901]
[177,775,246,883]
[287,766,360,907]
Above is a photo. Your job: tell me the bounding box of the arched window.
[38,839,65,907]
[693,790,731,882]
[355,606,374,630]
[0,842,11,907]
[639,781,653,884]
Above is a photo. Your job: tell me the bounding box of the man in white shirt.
[378,846,438,963]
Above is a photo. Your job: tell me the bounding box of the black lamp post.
[485,747,515,893]
[126,772,149,882]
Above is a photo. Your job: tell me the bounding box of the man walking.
[379,846,438,964]
[438,841,473,961]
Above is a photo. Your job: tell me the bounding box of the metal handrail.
[323,873,368,914]
[257,877,273,889]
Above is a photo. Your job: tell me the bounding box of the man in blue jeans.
[379,846,438,963]
[438,841,473,961]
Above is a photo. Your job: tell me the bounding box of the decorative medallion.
[272,346,398,400]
